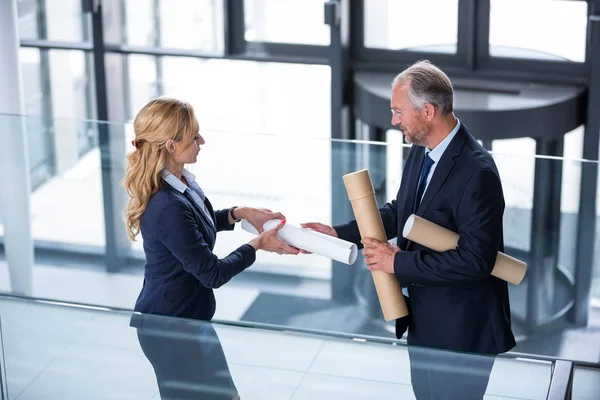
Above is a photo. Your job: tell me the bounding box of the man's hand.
[300,222,338,238]
[361,238,400,274]
[298,222,338,254]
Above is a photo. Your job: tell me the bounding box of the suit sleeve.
[334,199,399,249]
[215,208,234,232]
[157,201,256,289]
[394,168,503,285]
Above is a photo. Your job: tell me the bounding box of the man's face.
[390,84,429,147]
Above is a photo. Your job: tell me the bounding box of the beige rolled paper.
[402,214,527,285]
[343,169,408,321]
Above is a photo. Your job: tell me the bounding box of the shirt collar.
[426,117,461,163]
[162,168,197,194]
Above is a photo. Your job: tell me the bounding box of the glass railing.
[2,295,598,400]
[1,113,600,361]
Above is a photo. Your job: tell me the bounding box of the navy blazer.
[336,124,516,355]
[134,182,256,321]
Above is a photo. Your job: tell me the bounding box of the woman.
[124,97,297,320]
[125,98,296,399]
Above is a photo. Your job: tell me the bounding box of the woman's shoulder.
[146,185,194,216]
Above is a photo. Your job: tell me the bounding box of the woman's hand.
[249,220,299,255]
[237,207,286,233]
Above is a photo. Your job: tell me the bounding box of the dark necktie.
[413,152,434,213]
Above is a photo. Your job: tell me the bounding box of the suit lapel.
[416,126,468,216]
[182,190,217,236]
[398,146,424,251]
[203,197,218,229]
[405,146,425,216]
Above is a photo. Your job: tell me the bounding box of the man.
[303,60,515,399]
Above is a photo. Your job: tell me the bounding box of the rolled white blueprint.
[241,219,358,265]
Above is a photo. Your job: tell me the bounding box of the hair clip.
[131,139,143,149]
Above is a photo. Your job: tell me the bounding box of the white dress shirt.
[419,118,461,202]
[163,169,215,228]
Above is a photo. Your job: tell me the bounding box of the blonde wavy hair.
[123,97,199,240]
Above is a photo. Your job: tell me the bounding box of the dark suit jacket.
[134,183,256,321]
[336,124,516,355]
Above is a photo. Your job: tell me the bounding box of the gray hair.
[392,60,454,115]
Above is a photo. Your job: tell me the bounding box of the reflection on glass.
[131,315,239,400]
[409,346,495,399]
[0,296,558,400]
[489,0,588,62]
[364,0,458,53]
[244,0,330,45]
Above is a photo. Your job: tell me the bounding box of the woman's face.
[172,130,205,165]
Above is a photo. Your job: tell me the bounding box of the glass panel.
[44,0,90,42]
[17,0,40,40]
[159,59,331,135]
[48,50,97,156]
[124,0,156,47]
[19,48,43,116]
[158,0,223,51]
[572,365,600,399]
[559,126,584,279]
[0,296,554,399]
[0,116,104,247]
[187,130,333,277]
[18,49,96,188]
[492,138,536,252]
[364,0,458,53]
[244,0,330,45]
[489,0,588,62]
[122,0,223,50]
[19,49,52,188]
[595,137,600,302]
[127,54,159,118]
[1,112,599,353]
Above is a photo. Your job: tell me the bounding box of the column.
[327,0,356,302]
[46,0,80,174]
[97,0,129,271]
[570,3,600,325]
[0,0,34,295]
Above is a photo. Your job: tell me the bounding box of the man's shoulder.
[459,129,498,171]
[448,132,501,191]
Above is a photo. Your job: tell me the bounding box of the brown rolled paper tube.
[402,214,527,285]
[343,169,408,321]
